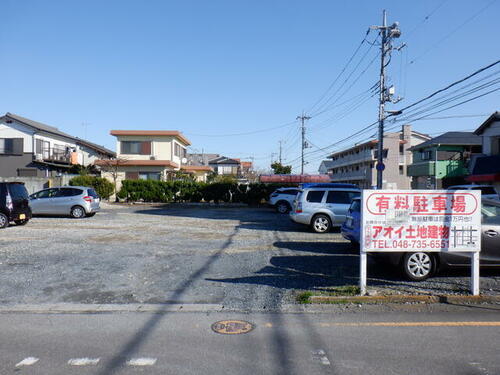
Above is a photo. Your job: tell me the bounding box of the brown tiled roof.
[181,165,213,172]
[109,130,191,146]
[95,159,179,168]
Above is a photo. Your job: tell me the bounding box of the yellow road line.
[318,321,500,327]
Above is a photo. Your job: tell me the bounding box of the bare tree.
[95,157,129,201]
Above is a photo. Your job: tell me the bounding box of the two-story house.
[467,112,500,191]
[96,130,211,188]
[407,131,482,189]
[0,112,115,177]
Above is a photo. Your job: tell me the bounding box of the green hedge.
[69,175,115,200]
[117,180,297,204]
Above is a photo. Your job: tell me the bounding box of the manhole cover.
[211,320,254,335]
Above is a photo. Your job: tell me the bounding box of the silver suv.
[290,184,360,233]
[29,186,101,218]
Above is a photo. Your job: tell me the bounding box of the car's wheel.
[275,201,290,214]
[70,206,86,219]
[14,219,29,226]
[0,213,8,229]
[401,252,434,281]
[311,214,331,233]
[86,212,96,217]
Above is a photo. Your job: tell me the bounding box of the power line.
[409,0,497,65]
[310,45,380,117]
[185,119,298,137]
[307,29,371,115]
[398,59,500,113]
[404,0,448,40]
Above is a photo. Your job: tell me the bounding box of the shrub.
[116,179,299,204]
[69,175,114,200]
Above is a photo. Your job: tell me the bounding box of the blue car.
[341,197,361,246]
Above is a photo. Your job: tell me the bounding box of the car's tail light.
[83,196,93,202]
[296,202,302,213]
[6,194,13,210]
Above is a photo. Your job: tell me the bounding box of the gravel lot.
[0,204,499,310]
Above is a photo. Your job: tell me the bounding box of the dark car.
[0,182,32,229]
[342,198,500,281]
[341,197,361,247]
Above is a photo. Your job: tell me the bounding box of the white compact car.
[268,188,300,213]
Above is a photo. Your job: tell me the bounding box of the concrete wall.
[0,176,51,194]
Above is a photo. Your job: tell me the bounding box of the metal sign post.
[360,190,482,296]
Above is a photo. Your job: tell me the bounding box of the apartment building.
[0,112,114,177]
[96,130,212,187]
[325,125,430,189]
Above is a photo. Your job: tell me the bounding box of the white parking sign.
[359,189,482,296]
[361,190,481,253]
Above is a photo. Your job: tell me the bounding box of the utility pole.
[278,140,283,164]
[371,10,401,189]
[296,113,311,175]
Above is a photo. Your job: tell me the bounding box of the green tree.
[271,162,292,174]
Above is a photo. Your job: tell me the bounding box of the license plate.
[19,214,26,220]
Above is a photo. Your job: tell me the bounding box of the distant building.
[326,125,430,189]
[186,153,220,166]
[0,112,114,178]
[209,156,241,176]
[467,112,500,191]
[407,131,482,189]
[318,160,335,175]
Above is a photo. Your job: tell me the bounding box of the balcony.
[35,148,72,165]
[329,168,370,182]
[330,149,374,168]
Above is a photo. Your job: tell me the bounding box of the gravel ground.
[0,204,499,310]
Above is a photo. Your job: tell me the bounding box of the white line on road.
[126,357,157,366]
[68,358,100,366]
[15,357,39,367]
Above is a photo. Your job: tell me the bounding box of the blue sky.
[0,0,499,172]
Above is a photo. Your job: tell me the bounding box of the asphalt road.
[1,309,499,375]
[1,204,499,310]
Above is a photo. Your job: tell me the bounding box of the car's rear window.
[349,199,361,213]
[473,186,497,195]
[87,188,99,198]
[306,190,325,203]
[8,184,28,200]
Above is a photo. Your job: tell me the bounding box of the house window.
[139,172,161,180]
[174,143,186,158]
[399,144,404,155]
[421,150,432,160]
[399,165,404,175]
[121,141,151,155]
[0,138,23,154]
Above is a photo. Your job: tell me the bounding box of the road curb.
[0,303,228,314]
[309,294,500,304]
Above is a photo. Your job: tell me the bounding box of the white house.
[0,112,114,177]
